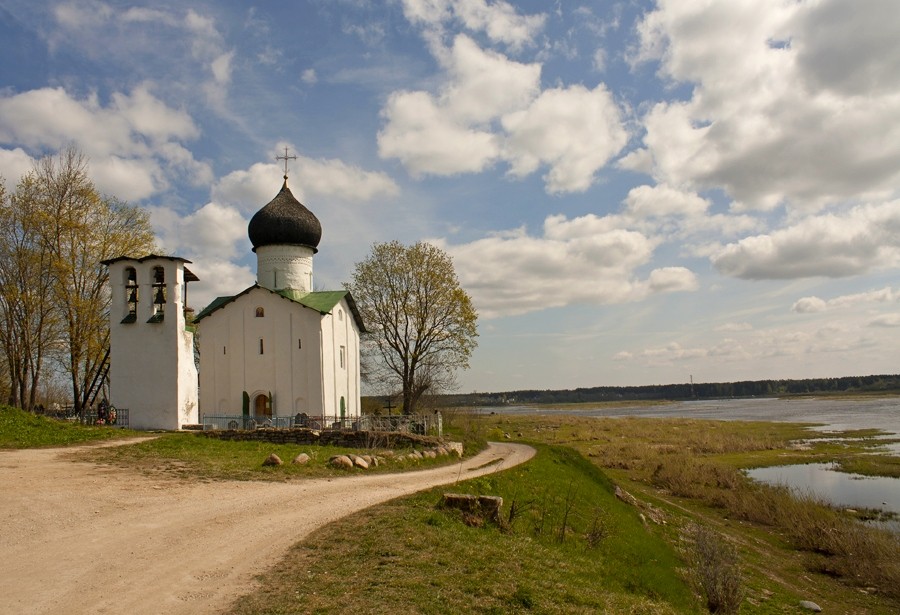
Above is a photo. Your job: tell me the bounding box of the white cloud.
[213,156,399,214]
[187,259,256,311]
[440,213,696,318]
[629,0,900,212]
[210,51,235,85]
[296,157,399,202]
[791,296,827,314]
[379,33,627,193]
[793,287,898,313]
[867,314,900,328]
[0,85,207,201]
[646,267,698,293]
[301,69,318,84]
[401,0,546,50]
[502,83,628,193]
[0,148,35,188]
[712,202,900,280]
[715,322,753,332]
[379,90,501,176]
[624,184,708,218]
[151,201,249,262]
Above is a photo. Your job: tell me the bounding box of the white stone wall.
[197,289,361,422]
[255,244,314,292]
[107,257,199,430]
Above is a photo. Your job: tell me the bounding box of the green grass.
[0,404,138,448]
[80,431,461,481]
[228,444,700,615]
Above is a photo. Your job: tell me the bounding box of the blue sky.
[1,0,899,393]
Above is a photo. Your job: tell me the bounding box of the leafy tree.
[346,241,478,414]
[3,146,156,414]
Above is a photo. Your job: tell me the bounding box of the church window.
[223,346,226,355]
[338,309,343,321]
[259,338,265,355]
[255,307,265,317]
[298,338,302,349]
[340,345,346,369]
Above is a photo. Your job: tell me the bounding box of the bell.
[154,287,166,305]
[127,289,137,304]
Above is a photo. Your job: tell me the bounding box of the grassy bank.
[0,404,138,448]
[228,444,698,615]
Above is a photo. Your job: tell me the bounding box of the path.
[0,440,534,615]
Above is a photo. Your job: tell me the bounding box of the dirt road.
[0,440,534,615]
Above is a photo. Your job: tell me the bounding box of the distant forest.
[438,374,900,407]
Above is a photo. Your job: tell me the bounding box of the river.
[481,397,900,523]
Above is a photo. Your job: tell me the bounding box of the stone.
[425,450,437,459]
[330,455,353,469]
[361,455,373,465]
[435,446,448,456]
[445,442,464,457]
[262,453,283,466]
[292,453,310,465]
[353,456,369,469]
[441,493,504,523]
[799,601,822,612]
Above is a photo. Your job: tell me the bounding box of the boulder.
[330,455,353,469]
[353,456,369,469]
[445,442,464,457]
[262,453,283,466]
[292,453,310,465]
[424,450,437,459]
[799,601,822,612]
[441,493,504,523]
[361,455,373,465]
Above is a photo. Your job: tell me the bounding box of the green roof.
[193,285,365,332]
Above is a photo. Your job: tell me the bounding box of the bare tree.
[346,241,477,414]
[0,176,58,410]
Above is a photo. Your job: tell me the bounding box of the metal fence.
[79,407,129,428]
[200,411,442,437]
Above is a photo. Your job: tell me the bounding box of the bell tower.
[102,255,199,430]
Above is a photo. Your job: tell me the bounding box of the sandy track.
[0,440,534,615]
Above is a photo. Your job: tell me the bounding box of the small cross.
[276,147,297,178]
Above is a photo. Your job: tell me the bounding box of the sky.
[0,0,899,394]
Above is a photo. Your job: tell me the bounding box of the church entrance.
[254,394,271,418]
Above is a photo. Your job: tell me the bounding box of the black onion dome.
[248,178,321,253]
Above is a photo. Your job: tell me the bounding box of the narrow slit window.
[223,346,226,355]
[298,338,302,349]
[340,345,346,369]
[259,338,264,355]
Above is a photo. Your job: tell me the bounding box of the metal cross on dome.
[276,147,297,178]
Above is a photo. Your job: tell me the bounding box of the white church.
[104,172,364,430]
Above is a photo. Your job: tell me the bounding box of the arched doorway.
[254,394,271,418]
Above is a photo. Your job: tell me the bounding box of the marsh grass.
[0,404,138,448]
[501,413,900,609]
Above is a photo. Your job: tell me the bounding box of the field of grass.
[4,402,899,613]
[0,404,138,448]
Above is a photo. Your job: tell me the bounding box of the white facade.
[196,287,362,421]
[105,256,199,430]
